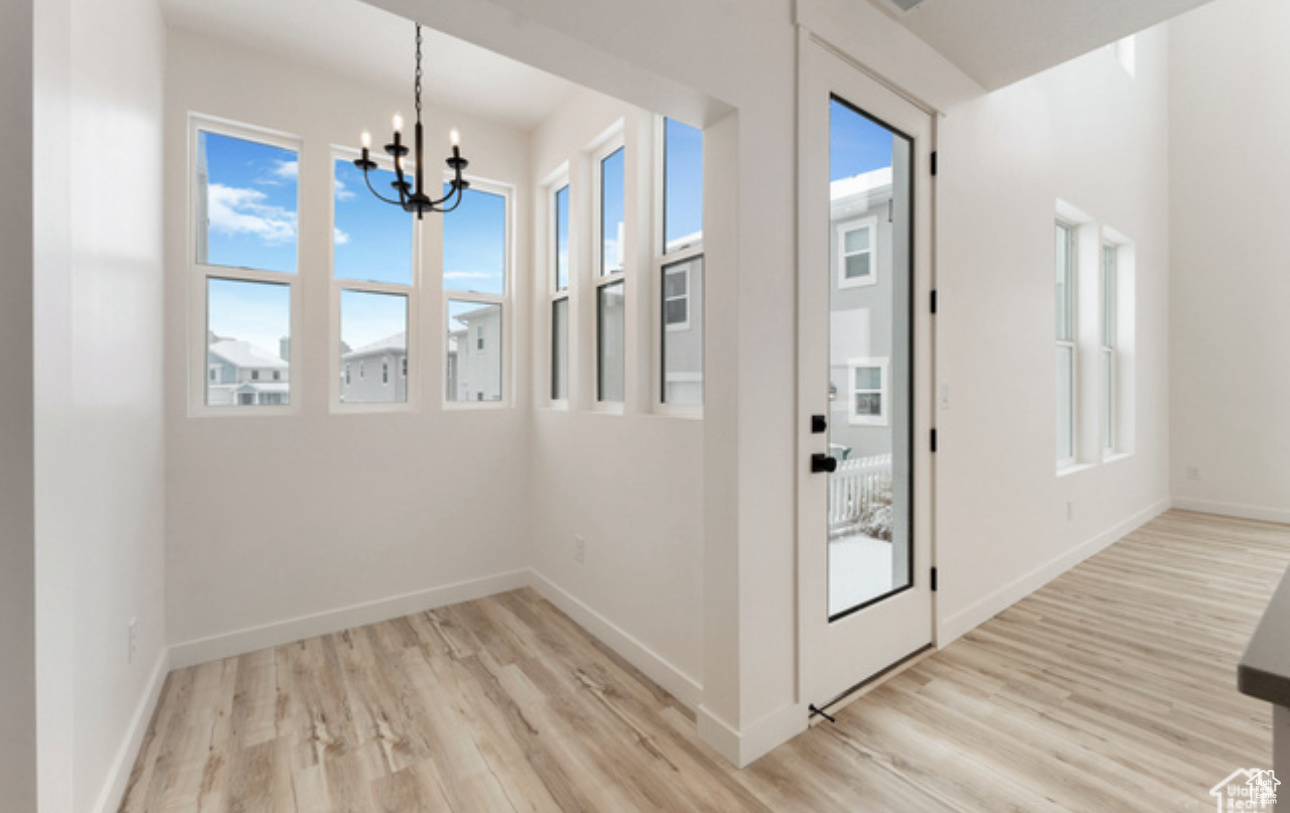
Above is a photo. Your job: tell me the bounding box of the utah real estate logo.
[1210,769,1279,811]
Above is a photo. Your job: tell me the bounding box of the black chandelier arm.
[358,164,405,207]
[428,178,469,212]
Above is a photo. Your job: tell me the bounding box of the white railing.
[828,453,892,537]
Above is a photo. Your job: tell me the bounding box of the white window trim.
[836,216,879,290]
[442,173,514,411]
[592,127,628,410]
[329,146,420,415]
[187,114,302,418]
[1101,242,1117,454]
[847,357,889,426]
[540,165,572,410]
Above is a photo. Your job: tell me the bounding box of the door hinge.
[930,151,938,176]
[930,289,938,314]
[931,567,939,592]
[930,429,938,453]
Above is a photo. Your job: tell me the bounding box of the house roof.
[343,332,407,361]
[830,167,893,202]
[209,339,289,370]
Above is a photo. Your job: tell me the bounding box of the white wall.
[163,28,535,662]
[526,88,706,705]
[33,0,169,810]
[1170,0,1290,523]
[1,1,38,811]
[933,29,1174,640]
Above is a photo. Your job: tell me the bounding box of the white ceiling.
[869,0,1219,89]
[161,0,579,131]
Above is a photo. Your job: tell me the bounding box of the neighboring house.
[661,233,705,404]
[829,166,897,460]
[207,338,289,405]
[446,305,502,402]
[341,332,407,404]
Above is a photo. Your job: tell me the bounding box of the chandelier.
[354,23,469,219]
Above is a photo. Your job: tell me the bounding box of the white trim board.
[169,569,529,669]
[697,701,809,769]
[937,497,1172,645]
[1172,498,1290,526]
[529,569,703,711]
[92,648,169,813]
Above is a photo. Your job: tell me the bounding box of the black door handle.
[811,453,837,473]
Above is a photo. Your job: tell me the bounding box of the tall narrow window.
[659,119,704,407]
[1102,244,1117,454]
[194,122,299,409]
[333,156,414,407]
[551,181,570,402]
[444,182,510,404]
[595,137,627,403]
[1056,221,1077,465]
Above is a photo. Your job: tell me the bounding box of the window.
[595,136,627,404]
[848,358,888,426]
[551,180,570,402]
[1102,243,1117,454]
[444,182,510,404]
[333,155,414,408]
[401,358,407,378]
[659,119,704,407]
[193,121,299,410]
[837,217,878,289]
[1056,221,1077,465]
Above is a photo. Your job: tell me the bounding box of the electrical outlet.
[574,535,586,565]
[1187,466,1200,481]
[128,618,138,664]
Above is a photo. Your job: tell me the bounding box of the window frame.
[653,116,704,415]
[1101,241,1118,456]
[1055,219,1078,468]
[662,262,691,332]
[441,173,514,411]
[592,130,628,409]
[544,168,572,408]
[187,114,302,418]
[836,216,879,290]
[847,357,889,426]
[329,147,420,414]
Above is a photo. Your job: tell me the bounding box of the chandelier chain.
[415,24,423,123]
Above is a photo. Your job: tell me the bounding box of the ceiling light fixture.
[354,22,469,219]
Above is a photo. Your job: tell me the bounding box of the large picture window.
[192,120,300,411]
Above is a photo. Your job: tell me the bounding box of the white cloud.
[443,271,495,280]
[207,183,297,244]
[271,160,298,181]
[335,178,355,202]
[334,228,350,246]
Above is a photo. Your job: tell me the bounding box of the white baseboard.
[1172,497,1290,526]
[529,570,703,710]
[92,647,169,813]
[170,569,529,669]
[697,702,807,768]
[938,496,1172,645]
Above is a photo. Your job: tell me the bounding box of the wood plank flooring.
[120,510,1290,812]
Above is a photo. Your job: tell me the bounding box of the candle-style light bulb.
[361,131,371,149]
[392,113,404,134]
[450,128,460,147]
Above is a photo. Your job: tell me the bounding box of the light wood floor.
[120,510,1290,812]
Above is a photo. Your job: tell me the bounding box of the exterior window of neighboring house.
[659,118,704,408]
[333,155,413,407]
[1102,243,1117,454]
[848,358,888,425]
[837,216,878,289]
[208,368,217,382]
[1056,220,1077,466]
[550,179,570,402]
[444,181,510,405]
[401,357,407,378]
[193,120,298,410]
[595,134,627,404]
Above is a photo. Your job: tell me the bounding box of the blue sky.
[341,289,407,351]
[443,186,506,295]
[665,119,703,248]
[555,184,569,290]
[334,160,414,285]
[601,147,625,272]
[830,99,896,181]
[200,131,299,274]
[207,278,290,355]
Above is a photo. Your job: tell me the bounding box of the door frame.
[795,27,940,712]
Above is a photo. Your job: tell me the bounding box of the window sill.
[1056,462,1096,478]
[1102,451,1133,465]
